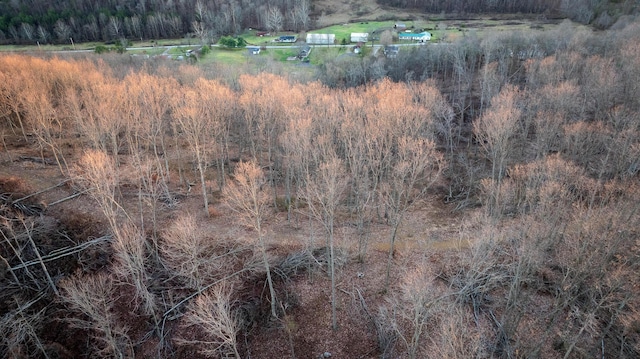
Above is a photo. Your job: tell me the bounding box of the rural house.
[384,45,399,57]
[277,35,296,43]
[398,31,431,42]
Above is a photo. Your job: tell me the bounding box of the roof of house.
[398,31,431,38]
[384,45,399,53]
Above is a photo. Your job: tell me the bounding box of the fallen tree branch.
[162,268,248,320]
[12,180,69,204]
[10,235,112,271]
[47,189,90,207]
[19,156,56,166]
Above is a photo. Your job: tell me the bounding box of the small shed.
[350,33,369,43]
[398,31,431,42]
[306,33,335,45]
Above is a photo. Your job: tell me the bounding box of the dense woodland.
[0,0,637,44]
[1,11,640,359]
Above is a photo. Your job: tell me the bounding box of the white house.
[306,33,335,45]
[350,33,369,43]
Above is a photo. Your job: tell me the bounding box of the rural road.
[49,41,436,54]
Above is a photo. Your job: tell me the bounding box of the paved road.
[50,41,436,54]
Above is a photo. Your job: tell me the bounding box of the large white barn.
[306,33,335,45]
[350,33,369,42]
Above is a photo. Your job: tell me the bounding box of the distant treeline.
[378,0,557,13]
[0,0,636,45]
[0,0,311,44]
[378,0,638,26]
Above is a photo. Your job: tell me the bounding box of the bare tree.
[397,265,438,359]
[224,160,278,318]
[111,223,158,322]
[473,85,521,216]
[177,283,241,358]
[192,20,208,45]
[172,78,232,215]
[122,72,177,244]
[161,214,227,290]
[380,137,443,290]
[0,59,30,140]
[305,155,348,330]
[54,19,72,43]
[108,16,123,40]
[265,7,284,34]
[294,0,311,31]
[21,79,68,174]
[60,273,132,358]
[379,30,394,46]
[20,23,34,42]
[73,150,122,232]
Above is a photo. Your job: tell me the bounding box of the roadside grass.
[0,41,102,52]
[167,46,199,55]
[128,48,166,56]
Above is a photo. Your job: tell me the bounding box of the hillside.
[1,3,640,359]
[0,0,636,46]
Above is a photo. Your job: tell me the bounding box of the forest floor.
[0,133,468,358]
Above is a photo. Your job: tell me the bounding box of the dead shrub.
[0,306,48,358]
[0,176,33,200]
[207,206,222,217]
[111,223,157,319]
[59,272,132,358]
[176,282,241,358]
[161,214,227,290]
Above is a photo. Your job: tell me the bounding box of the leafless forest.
[1,13,640,359]
[0,0,634,44]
